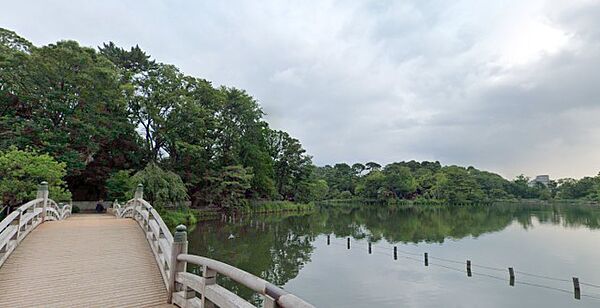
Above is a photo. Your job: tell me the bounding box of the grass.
[159,207,198,229]
[239,201,316,214]
[158,202,314,229]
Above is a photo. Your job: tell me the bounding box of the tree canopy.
[0,147,71,208]
[2,28,599,209]
[0,28,319,209]
[315,160,600,204]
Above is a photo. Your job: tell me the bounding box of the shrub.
[339,191,353,199]
[159,208,198,229]
[0,147,71,208]
[106,170,134,202]
[131,163,189,208]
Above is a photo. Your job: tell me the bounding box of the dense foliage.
[2,28,599,209]
[315,161,600,204]
[0,147,71,208]
[0,28,319,209]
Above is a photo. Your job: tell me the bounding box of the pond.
[187,203,600,307]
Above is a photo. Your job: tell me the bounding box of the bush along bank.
[159,202,314,229]
[158,208,198,229]
[237,201,316,214]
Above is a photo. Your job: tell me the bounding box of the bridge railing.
[115,184,314,308]
[0,182,72,268]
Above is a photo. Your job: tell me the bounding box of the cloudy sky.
[2,0,600,179]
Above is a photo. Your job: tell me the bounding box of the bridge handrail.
[60,203,72,220]
[116,196,176,290]
[46,200,72,221]
[0,183,71,269]
[114,185,314,308]
[0,198,43,232]
[176,254,314,308]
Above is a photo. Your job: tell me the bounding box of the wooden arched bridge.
[0,183,313,308]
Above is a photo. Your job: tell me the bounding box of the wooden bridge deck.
[0,214,171,307]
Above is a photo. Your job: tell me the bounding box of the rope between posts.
[328,235,600,293]
[328,236,600,302]
[580,282,600,289]
[514,271,571,283]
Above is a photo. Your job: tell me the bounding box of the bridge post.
[168,224,189,303]
[37,182,49,222]
[134,184,143,219]
[135,184,144,199]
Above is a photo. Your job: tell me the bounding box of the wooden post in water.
[38,182,48,222]
[168,225,189,303]
[508,267,515,286]
[327,234,330,245]
[347,238,350,249]
[394,247,398,260]
[573,277,581,300]
[466,260,472,277]
[424,253,429,266]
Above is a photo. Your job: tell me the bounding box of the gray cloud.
[2,0,600,178]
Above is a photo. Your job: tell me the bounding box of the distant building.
[528,175,550,187]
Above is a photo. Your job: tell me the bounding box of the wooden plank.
[159,237,172,263]
[19,212,36,228]
[149,219,161,239]
[0,214,170,307]
[172,291,202,308]
[17,218,42,243]
[0,212,20,232]
[141,209,149,221]
[144,220,171,290]
[0,225,17,248]
[177,271,207,292]
[150,209,174,243]
[205,284,256,308]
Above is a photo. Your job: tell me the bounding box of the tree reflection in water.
[187,203,600,303]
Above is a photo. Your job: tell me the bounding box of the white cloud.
[2,0,600,179]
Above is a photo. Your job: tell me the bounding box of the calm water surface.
[188,204,600,307]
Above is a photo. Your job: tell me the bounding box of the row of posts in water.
[220,215,584,300]
[327,234,583,300]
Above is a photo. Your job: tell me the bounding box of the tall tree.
[0,35,140,199]
[383,163,417,198]
[267,130,312,200]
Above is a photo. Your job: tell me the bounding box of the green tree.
[431,166,485,203]
[383,164,417,198]
[131,163,188,208]
[356,170,386,199]
[200,165,253,209]
[2,30,317,208]
[105,170,134,202]
[267,130,312,200]
[0,28,33,52]
[99,42,156,73]
[351,163,366,176]
[0,147,71,208]
[0,34,140,199]
[508,174,533,198]
[219,165,253,209]
[365,162,382,172]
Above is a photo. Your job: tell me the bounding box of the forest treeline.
[314,161,600,203]
[1,28,599,210]
[0,28,316,209]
